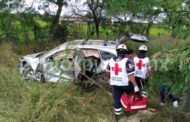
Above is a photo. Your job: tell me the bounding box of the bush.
[53,24,69,43]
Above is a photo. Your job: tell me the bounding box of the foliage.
[1,41,190,121]
[0,0,22,12]
[150,26,168,37]
[66,23,118,40]
[151,45,190,96]
[106,0,190,39]
[159,0,190,39]
[71,0,109,38]
[35,19,49,28]
[52,23,68,42]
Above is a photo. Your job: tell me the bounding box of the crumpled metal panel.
[18,42,116,83]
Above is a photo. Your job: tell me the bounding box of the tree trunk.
[87,20,91,39]
[49,4,63,41]
[92,12,100,38]
[33,25,38,42]
[24,31,29,44]
[146,21,153,39]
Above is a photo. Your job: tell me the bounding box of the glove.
[134,86,139,93]
[133,86,142,101]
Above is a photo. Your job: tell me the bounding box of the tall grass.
[0,42,113,122]
[0,65,113,122]
[0,42,18,68]
[0,39,190,122]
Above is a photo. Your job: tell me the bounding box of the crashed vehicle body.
[18,41,116,83]
[18,34,149,83]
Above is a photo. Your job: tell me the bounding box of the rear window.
[100,51,115,60]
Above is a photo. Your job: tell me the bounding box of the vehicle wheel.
[22,66,35,81]
[22,66,45,82]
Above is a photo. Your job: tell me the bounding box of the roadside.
[0,41,190,122]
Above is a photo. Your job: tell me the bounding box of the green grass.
[0,65,114,122]
[0,42,114,122]
[0,38,190,122]
[150,26,169,37]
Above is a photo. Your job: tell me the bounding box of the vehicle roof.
[63,39,117,46]
[76,44,116,53]
[40,43,116,59]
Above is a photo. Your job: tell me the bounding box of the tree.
[106,0,190,39]
[86,0,104,38]
[48,0,67,40]
[0,0,24,42]
[134,1,164,38]
[0,0,22,12]
[106,0,161,38]
[72,0,107,38]
[37,0,68,41]
[161,0,190,39]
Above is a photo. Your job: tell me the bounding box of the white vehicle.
[18,40,116,83]
[18,34,149,83]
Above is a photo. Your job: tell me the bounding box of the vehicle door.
[42,49,75,82]
[74,48,101,78]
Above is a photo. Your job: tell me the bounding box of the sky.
[23,0,87,16]
[22,0,167,23]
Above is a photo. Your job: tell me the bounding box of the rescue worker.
[106,44,139,122]
[134,45,151,91]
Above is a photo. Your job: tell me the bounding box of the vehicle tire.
[22,66,45,82]
[22,66,35,81]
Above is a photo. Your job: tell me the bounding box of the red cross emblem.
[112,63,122,75]
[136,60,144,70]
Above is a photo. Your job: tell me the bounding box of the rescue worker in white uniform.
[106,44,139,122]
[134,45,151,90]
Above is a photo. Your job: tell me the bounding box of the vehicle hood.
[23,51,46,59]
[21,52,45,71]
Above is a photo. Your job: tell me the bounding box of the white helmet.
[138,45,148,51]
[117,44,127,50]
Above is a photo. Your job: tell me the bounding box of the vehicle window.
[82,49,100,58]
[52,50,65,61]
[46,50,74,71]
[100,51,115,60]
[52,49,74,61]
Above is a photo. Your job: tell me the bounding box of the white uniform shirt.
[134,56,150,79]
[108,58,131,86]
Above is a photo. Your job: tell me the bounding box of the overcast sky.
[23,0,87,16]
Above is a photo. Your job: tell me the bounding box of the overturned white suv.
[18,40,117,83]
